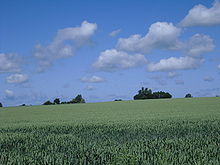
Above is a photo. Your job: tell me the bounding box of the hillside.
[0,97,220,164]
[0,97,220,127]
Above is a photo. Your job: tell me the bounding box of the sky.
[0,0,220,106]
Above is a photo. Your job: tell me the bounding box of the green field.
[0,97,220,164]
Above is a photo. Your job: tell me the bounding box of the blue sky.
[0,0,220,106]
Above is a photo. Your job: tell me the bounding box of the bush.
[0,102,2,107]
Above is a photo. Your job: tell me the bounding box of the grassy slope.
[0,97,220,164]
[0,97,220,127]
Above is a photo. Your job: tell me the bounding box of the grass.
[0,97,220,164]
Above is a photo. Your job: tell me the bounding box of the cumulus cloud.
[179,1,220,27]
[93,21,215,74]
[0,53,21,73]
[93,49,147,72]
[186,34,215,57]
[94,21,214,73]
[34,21,97,71]
[5,89,15,99]
[109,29,121,37]
[147,56,202,72]
[203,76,214,82]
[115,21,215,58]
[80,76,105,83]
[117,22,182,53]
[6,74,28,84]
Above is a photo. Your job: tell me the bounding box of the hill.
[0,97,220,164]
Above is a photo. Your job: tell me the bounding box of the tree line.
[43,94,85,105]
[133,87,172,100]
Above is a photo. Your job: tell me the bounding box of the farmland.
[0,97,220,164]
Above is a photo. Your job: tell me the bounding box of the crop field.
[0,97,220,164]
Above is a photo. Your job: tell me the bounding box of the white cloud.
[109,29,121,37]
[117,22,181,53]
[186,34,214,57]
[204,76,214,82]
[116,22,214,56]
[80,76,105,83]
[6,74,28,84]
[34,21,97,71]
[5,89,15,99]
[218,64,220,69]
[93,49,147,72]
[180,1,220,27]
[0,53,21,73]
[147,56,202,72]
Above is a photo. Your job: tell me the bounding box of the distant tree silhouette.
[43,94,86,106]
[61,101,67,104]
[69,94,85,104]
[134,87,153,100]
[152,91,172,99]
[54,98,60,104]
[0,102,2,107]
[185,93,192,98]
[134,87,172,100]
[43,100,53,105]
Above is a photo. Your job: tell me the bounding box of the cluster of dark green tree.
[134,87,172,100]
[185,93,193,98]
[43,94,85,105]
[0,102,2,107]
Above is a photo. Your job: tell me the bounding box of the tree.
[43,100,53,105]
[0,102,2,107]
[54,98,60,104]
[134,87,172,100]
[134,87,154,100]
[61,101,67,104]
[185,93,192,98]
[70,94,85,103]
[152,91,172,99]
[115,99,122,101]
